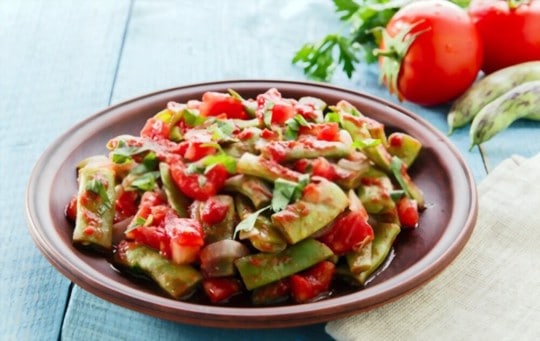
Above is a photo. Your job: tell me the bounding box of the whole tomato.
[379,0,483,106]
[469,0,540,74]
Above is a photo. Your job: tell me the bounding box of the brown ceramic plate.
[26,80,477,329]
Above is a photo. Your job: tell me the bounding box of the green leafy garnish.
[271,176,309,212]
[130,171,160,191]
[183,109,206,127]
[292,0,411,81]
[209,120,235,141]
[284,115,310,140]
[110,140,151,164]
[390,156,411,198]
[233,206,271,238]
[325,112,342,125]
[200,153,237,174]
[86,178,112,215]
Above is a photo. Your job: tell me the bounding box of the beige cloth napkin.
[326,154,540,341]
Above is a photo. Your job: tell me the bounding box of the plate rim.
[26,79,478,328]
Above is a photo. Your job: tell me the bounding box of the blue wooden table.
[2,1,539,340]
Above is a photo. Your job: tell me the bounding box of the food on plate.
[65,88,424,305]
[448,61,540,134]
[468,0,540,74]
[470,81,540,147]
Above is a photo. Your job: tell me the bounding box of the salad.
[65,88,424,306]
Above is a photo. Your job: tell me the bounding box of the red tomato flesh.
[202,277,243,303]
[318,211,374,255]
[199,92,248,119]
[290,261,335,303]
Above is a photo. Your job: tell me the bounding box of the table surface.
[2,1,539,340]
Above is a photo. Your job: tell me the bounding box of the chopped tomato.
[200,196,230,225]
[114,189,139,222]
[170,161,228,201]
[252,279,291,306]
[311,157,338,181]
[257,88,296,125]
[199,92,248,119]
[290,261,335,303]
[65,196,78,222]
[165,212,204,264]
[140,117,170,140]
[202,277,243,303]
[299,122,340,141]
[179,140,216,162]
[397,196,419,228]
[318,211,374,255]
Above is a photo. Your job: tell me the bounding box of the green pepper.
[235,238,333,290]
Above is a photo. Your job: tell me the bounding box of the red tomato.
[179,141,216,162]
[200,196,230,225]
[202,278,242,303]
[165,212,204,264]
[199,92,249,119]
[379,0,482,106]
[114,189,139,222]
[299,122,340,141]
[397,197,419,229]
[65,196,78,222]
[311,157,338,181]
[170,161,228,201]
[256,88,296,125]
[469,0,540,74]
[290,261,335,303]
[318,211,374,255]
[140,117,170,140]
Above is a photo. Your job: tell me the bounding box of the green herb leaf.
[233,206,270,239]
[86,178,112,214]
[131,171,159,191]
[110,140,150,164]
[183,109,206,127]
[271,176,309,212]
[200,153,237,174]
[325,112,342,125]
[390,156,412,198]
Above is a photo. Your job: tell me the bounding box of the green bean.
[470,81,540,147]
[448,61,540,134]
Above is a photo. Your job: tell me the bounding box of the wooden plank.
[0,0,132,339]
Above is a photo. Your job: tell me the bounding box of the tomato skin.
[202,277,242,303]
[381,0,483,106]
[140,117,170,140]
[199,92,248,119]
[469,0,540,74]
[65,196,78,222]
[397,197,419,228]
[200,196,230,225]
[256,88,296,125]
[114,189,139,222]
[318,211,374,255]
[170,161,228,201]
[311,157,338,181]
[290,261,335,303]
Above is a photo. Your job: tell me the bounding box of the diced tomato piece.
[180,141,216,162]
[256,88,296,125]
[311,157,338,181]
[293,159,312,173]
[202,277,242,303]
[200,196,230,225]
[114,189,139,222]
[290,261,335,303]
[260,128,279,140]
[388,133,404,148]
[165,212,204,264]
[299,122,340,141]
[397,197,419,228]
[65,196,78,222]
[140,117,170,140]
[252,279,291,306]
[199,92,248,119]
[127,225,169,254]
[170,161,228,201]
[318,211,374,255]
